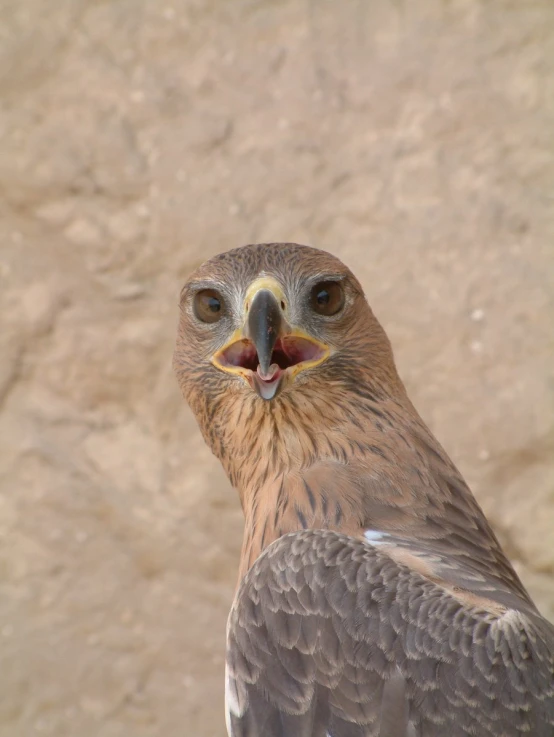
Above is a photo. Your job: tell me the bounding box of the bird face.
[210,274,341,400]
[175,243,391,406]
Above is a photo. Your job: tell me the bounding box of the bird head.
[174,243,397,415]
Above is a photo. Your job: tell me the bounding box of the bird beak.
[247,287,283,380]
[212,277,330,400]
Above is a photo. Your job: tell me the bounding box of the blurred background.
[0,1,553,735]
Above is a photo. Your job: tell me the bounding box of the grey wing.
[226,530,554,737]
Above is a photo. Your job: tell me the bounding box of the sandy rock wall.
[0,1,553,735]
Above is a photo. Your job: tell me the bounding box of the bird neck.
[216,380,416,576]
[218,378,399,491]
[215,381,526,600]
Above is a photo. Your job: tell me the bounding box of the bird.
[173,242,554,736]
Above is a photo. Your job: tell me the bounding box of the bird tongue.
[257,362,280,382]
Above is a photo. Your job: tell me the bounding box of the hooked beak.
[247,288,283,380]
[212,277,330,400]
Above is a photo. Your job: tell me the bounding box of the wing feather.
[226,530,554,737]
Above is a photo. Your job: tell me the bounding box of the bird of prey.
[173,243,554,736]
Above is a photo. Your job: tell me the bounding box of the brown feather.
[174,243,554,736]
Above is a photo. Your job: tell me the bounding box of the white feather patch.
[364,529,390,546]
[225,663,245,736]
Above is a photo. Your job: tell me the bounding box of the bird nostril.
[280,300,285,311]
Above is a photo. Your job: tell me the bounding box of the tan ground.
[0,1,553,735]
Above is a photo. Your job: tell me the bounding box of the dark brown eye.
[193,289,225,323]
[310,281,344,316]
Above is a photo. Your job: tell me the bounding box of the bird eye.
[193,289,225,323]
[310,281,344,316]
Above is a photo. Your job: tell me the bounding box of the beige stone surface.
[0,1,553,735]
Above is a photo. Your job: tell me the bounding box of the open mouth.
[217,335,326,399]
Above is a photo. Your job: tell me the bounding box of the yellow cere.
[243,276,287,315]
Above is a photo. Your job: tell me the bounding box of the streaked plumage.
[173,243,554,736]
